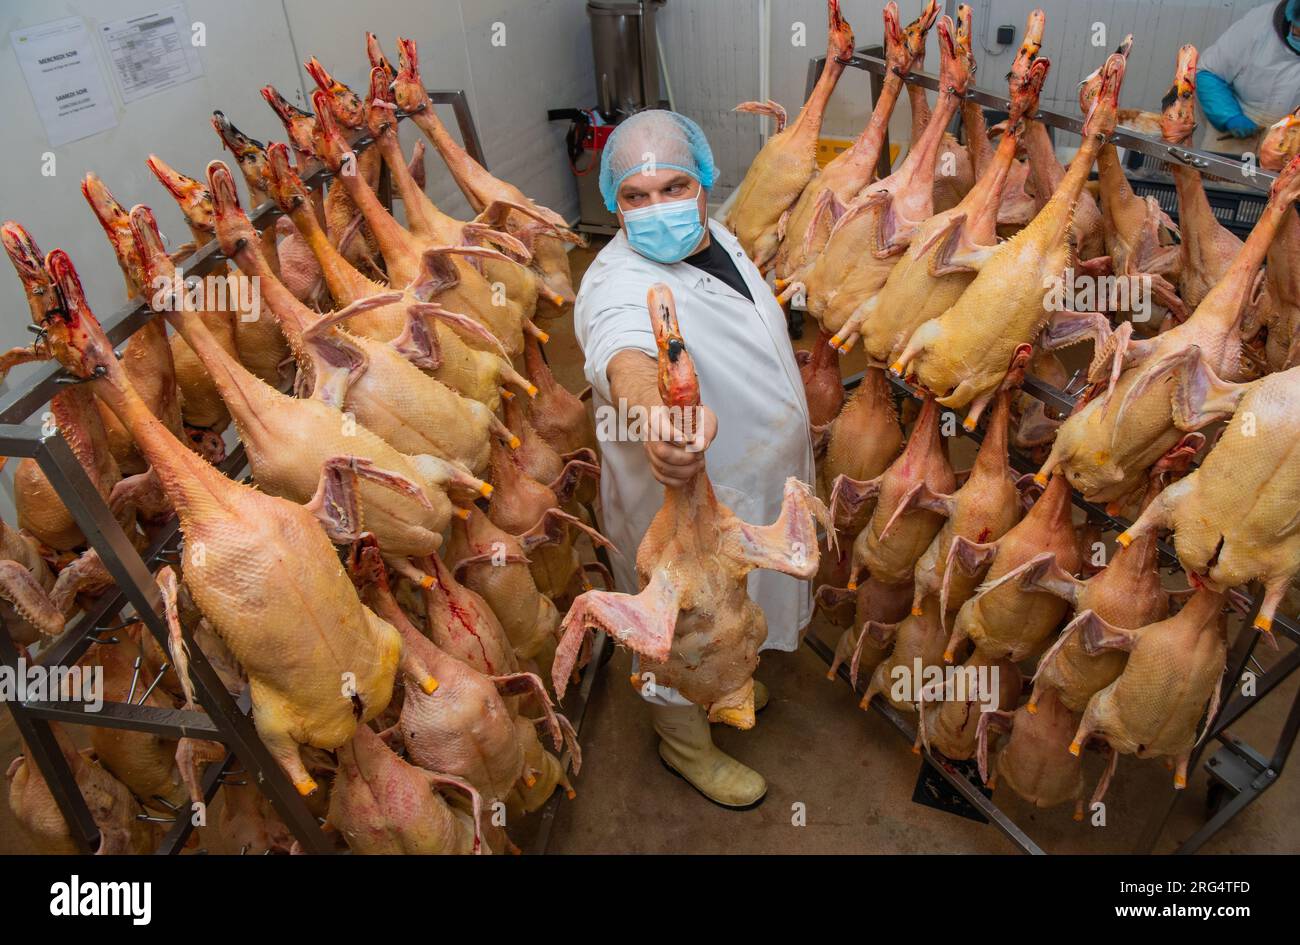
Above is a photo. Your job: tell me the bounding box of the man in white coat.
[573,110,816,809]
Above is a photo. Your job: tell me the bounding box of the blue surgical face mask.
[1289,29,1300,54]
[621,195,706,264]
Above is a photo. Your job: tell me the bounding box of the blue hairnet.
[598,110,718,212]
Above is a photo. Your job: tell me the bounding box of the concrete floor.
[545,621,1300,854]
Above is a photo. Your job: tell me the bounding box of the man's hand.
[608,348,718,489]
[646,404,717,488]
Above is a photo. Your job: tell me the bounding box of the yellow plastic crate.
[815,137,900,169]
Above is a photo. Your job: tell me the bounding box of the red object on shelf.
[584,123,615,151]
[568,110,610,176]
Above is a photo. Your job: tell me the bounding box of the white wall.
[0,0,594,391]
[0,0,304,366]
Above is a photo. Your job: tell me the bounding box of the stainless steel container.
[587,0,663,117]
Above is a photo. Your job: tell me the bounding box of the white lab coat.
[1199,2,1300,154]
[574,220,815,705]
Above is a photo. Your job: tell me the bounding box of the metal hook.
[218,764,248,787]
[1168,147,1210,169]
[136,813,176,824]
[93,615,136,633]
[125,656,142,704]
[1063,369,1088,397]
[53,373,94,386]
[136,664,166,706]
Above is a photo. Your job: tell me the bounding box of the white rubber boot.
[651,703,767,809]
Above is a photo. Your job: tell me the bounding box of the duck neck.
[90,367,233,521]
[1024,120,1065,194]
[663,468,717,525]
[1027,474,1073,530]
[1026,131,1103,249]
[897,82,961,191]
[226,235,328,361]
[1179,586,1227,632]
[287,201,374,304]
[959,124,1021,245]
[1170,163,1217,249]
[1096,140,1137,208]
[409,108,493,213]
[962,99,993,176]
[375,128,454,238]
[907,83,931,143]
[523,336,560,395]
[165,307,286,426]
[1201,191,1292,330]
[845,71,905,170]
[970,390,1011,480]
[333,154,422,283]
[792,56,846,136]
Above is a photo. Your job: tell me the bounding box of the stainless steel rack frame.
[0,89,491,855]
[799,51,1296,855]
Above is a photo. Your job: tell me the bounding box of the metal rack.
[0,90,488,855]
[806,50,1277,193]
[526,628,608,855]
[799,52,1297,855]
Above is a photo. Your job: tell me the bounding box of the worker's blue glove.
[1197,68,1258,138]
[1224,113,1259,138]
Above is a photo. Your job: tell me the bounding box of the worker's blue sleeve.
[1197,68,1257,137]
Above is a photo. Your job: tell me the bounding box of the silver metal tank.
[587,0,663,117]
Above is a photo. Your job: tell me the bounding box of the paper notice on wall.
[10,17,118,148]
[100,5,203,104]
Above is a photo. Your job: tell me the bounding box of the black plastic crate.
[1129,179,1265,239]
[1124,148,1266,238]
